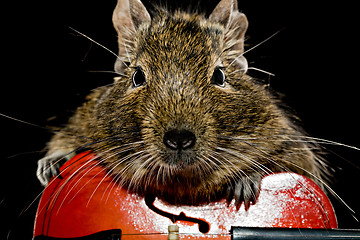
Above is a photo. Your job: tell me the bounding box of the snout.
[163,129,196,151]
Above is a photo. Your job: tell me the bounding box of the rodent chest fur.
[37,0,327,208]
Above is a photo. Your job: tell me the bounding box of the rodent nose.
[163,130,196,150]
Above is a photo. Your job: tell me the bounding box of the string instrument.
[33,151,359,239]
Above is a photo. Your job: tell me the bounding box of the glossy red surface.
[34,151,337,239]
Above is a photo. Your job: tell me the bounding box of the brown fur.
[39,0,326,207]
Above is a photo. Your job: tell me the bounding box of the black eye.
[211,67,226,87]
[132,67,146,87]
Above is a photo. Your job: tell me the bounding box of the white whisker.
[69,27,129,69]
[227,29,282,69]
[247,67,275,76]
[241,139,358,221]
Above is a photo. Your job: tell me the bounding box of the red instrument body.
[34,151,337,239]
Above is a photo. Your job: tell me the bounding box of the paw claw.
[226,185,233,206]
[226,173,262,211]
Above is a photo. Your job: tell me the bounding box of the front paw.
[36,151,75,186]
[226,173,262,210]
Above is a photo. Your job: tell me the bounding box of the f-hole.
[145,195,210,234]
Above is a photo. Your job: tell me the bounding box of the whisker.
[102,152,152,202]
[108,150,160,197]
[215,147,256,180]
[241,139,358,222]
[197,153,218,174]
[294,136,360,152]
[87,70,128,78]
[227,29,283,69]
[100,147,151,189]
[35,153,96,215]
[217,138,354,224]
[218,131,360,152]
[213,150,261,205]
[0,113,54,132]
[247,67,275,76]
[28,143,108,214]
[128,153,158,189]
[69,27,129,70]
[216,146,268,177]
[55,140,145,209]
[35,136,134,181]
[54,157,103,214]
[65,143,137,201]
[227,68,244,76]
[36,139,138,210]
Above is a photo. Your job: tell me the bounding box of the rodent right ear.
[209,0,234,27]
[112,0,151,74]
[210,0,248,72]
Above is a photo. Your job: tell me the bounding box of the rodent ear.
[210,0,248,72]
[209,0,234,26]
[112,0,151,74]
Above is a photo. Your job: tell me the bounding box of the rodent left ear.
[210,0,248,72]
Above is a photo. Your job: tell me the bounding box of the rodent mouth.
[162,151,197,167]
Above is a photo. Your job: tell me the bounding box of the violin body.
[34,152,337,239]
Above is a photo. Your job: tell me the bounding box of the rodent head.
[90,0,305,204]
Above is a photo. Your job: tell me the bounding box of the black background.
[1,0,360,239]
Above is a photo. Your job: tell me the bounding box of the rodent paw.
[226,174,262,211]
[36,151,75,186]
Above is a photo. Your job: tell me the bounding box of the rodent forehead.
[137,13,223,74]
